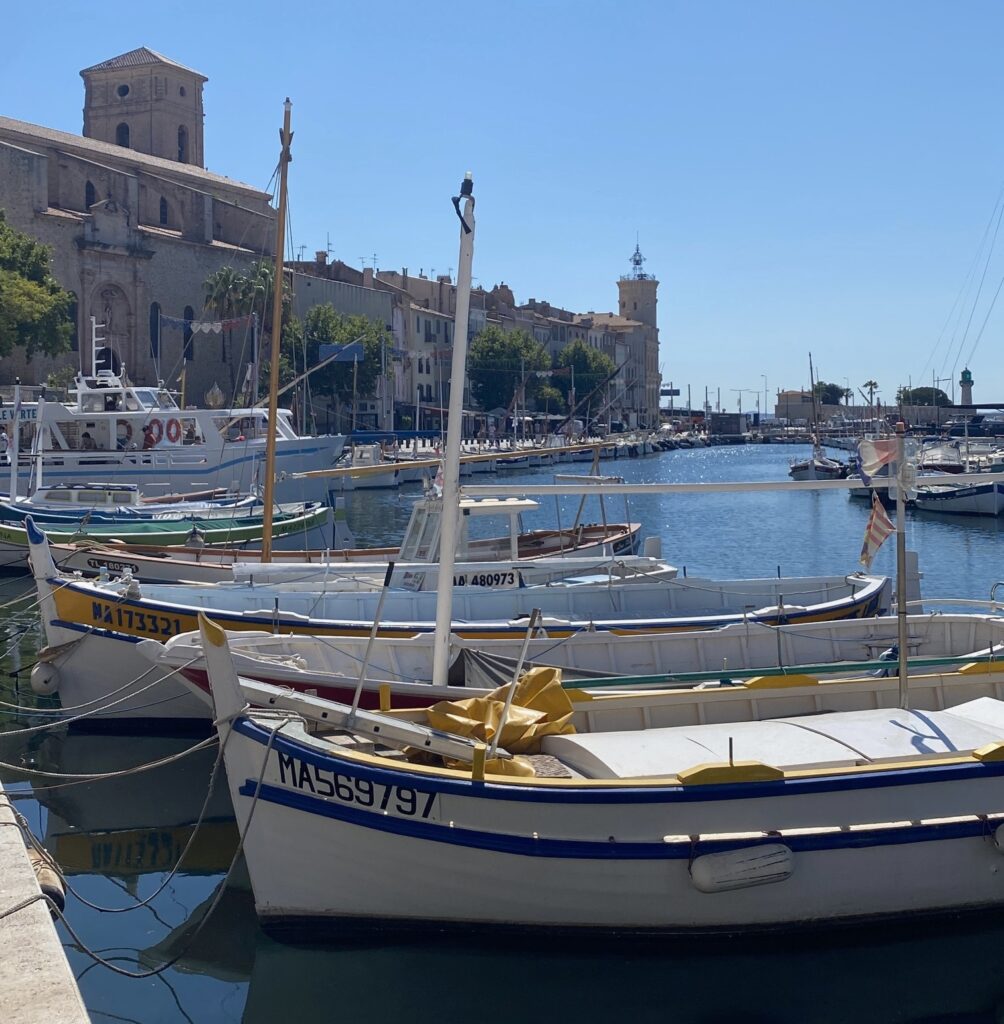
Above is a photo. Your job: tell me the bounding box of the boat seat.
[541,698,1004,780]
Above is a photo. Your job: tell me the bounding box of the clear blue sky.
[5,1,1004,411]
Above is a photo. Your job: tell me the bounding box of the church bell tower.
[81,47,207,167]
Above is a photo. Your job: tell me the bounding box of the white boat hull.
[221,710,1004,932]
[915,482,1004,517]
[9,435,345,504]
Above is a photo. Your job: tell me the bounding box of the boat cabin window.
[43,489,73,503]
[399,505,441,561]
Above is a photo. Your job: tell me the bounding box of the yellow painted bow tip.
[198,612,227,648]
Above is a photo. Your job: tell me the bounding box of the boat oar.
[488,607,541,760]
[347,560,395,723]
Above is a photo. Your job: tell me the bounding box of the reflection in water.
[243,918,1004,1024]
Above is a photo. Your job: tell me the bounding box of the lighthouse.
[959,368,974,406]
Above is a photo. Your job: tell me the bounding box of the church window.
[159,198,169,226]
[116,84,129,98]
[150,303,161,360]
[183,306,195,362]
[85,181,96,209]
[179,85,186,97]
[177,125,189,163]
[68,293,78,352]
[116,122,130,148]
[633,301,637,310]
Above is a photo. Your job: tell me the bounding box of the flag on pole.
[857,438,897,485]
[319,341,364,363]
[859,492,895,569]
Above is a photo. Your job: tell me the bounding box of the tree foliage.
[896,386,950,407]
[553,339,617,417]
[0,211,73,359]
[203,262,297,394]
[813,380,850,406]
[467,326,550,412]
[301,304,387,401]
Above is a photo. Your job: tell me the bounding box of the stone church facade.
[0,48,276,403]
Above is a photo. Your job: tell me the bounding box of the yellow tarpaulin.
[424,666,576,773]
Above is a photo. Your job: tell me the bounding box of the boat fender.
[689,843,794,893]
[993,823,1004,852]
[27,847,65,914]
[30,662,60,696]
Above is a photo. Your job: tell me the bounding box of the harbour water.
[3,442,1004,1022]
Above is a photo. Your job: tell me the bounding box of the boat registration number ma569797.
[276,751,437,819]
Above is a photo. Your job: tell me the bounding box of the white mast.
[431,173,475,688]
[7,381,20,501]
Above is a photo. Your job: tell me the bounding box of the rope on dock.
[0,734,226,914]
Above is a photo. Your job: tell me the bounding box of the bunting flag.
[859,492,896,569]
[857,438,897,485]
[159,313,255,333]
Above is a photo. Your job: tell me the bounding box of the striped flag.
[859,492,895,569]
[857,438,897,485]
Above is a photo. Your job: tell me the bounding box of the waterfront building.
[0,46,661,429]
[0,48,275,403]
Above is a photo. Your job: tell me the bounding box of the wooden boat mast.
[431,173,476,688]
[261,99,293,563]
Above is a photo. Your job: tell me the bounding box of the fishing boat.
[197,610,1004,935]
[0,341,345,505]
[34,484,643,584]
[0,500,330,570]
[788,355,848,481]
[913,481,1004,517]
[153,609,1004,718]
[23,517,888,723]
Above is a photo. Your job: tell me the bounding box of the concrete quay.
[0,782,89,1023]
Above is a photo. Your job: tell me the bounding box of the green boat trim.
[0,503,329,550]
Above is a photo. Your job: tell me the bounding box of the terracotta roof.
[574,312,647,331]
[0,116,270,199]
[80,47,207,81]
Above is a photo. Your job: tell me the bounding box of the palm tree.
[204,266,244,390]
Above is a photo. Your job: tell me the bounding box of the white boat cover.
[541,698,1004,779]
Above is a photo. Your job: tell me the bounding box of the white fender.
[30,662,60,696]
[690,843,794,893]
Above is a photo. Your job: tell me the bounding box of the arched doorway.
[91,284,132,375]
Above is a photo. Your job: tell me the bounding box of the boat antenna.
[261,98,293,564]
[431,172,475,689]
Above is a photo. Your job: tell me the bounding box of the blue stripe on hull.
[236,772,1004,859]
[233,717,1004,806]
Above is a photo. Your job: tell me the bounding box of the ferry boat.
[1,362,345,504]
